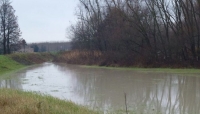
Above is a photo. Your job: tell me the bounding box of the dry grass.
[54,50,103,65]
[54,50,200,68]
[7,53,55,65]
[0,89,99,114]
[54,50,136,67]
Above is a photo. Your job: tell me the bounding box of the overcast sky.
[12,0,79,43]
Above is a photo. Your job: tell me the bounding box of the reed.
[54,50,103,65]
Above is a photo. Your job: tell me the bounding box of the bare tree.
[0,0,21,54]
[68,0,200,66]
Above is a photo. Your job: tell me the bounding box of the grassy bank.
[0,53,98,114]
[0,89,98,114]
[8,53,55,65]
[0,55,24,75]
[0,53,54,75]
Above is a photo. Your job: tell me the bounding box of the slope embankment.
[8,53,54,65]
[0,53,54,74]
[0,55,24,75]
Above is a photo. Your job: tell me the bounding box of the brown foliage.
[54,50,200,68]
[53,50,103,65]
[8,53,54,65]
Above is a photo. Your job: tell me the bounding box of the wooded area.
[68,0,200,67]
[0,0,22,54]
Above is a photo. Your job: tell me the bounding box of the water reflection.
[0,79,22,89]
[0,63,200,114]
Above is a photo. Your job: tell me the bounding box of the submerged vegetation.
[0,89,98,114]
[82,65,200,74]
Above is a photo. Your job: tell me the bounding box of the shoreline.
[0,53,99,114]
[81,65,200,74]
[54,50,200,69]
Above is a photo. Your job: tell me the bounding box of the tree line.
[68,0,200,66]
[0,0,22,55]
[30,42,71,52]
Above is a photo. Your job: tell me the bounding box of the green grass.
[0,89,98,114]
[0,55,25,75]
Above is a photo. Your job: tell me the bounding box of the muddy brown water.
[0,62,200,114]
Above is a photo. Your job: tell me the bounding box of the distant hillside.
[29,42,71,52]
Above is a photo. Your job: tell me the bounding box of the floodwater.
[0,63,200,114]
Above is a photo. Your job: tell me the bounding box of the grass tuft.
[0,89,98,114]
